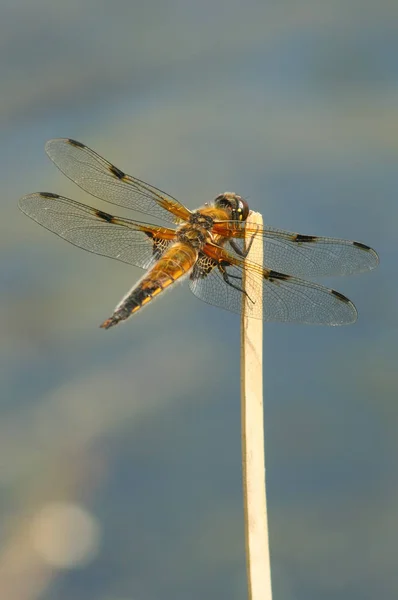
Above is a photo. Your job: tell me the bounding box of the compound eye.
[214,193,230,207]
[237,197,249,221]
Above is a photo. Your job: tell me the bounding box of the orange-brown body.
[100,198,246,328]
[18,139,378,331]
[100,242,198,328]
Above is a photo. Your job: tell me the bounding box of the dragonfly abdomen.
[100,243,198,328]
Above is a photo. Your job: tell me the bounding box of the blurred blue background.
[0,1,395,599]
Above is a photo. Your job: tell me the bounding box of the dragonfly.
[18,139,379,329]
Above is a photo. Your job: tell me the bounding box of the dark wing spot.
[40,192,60,199]
[331,289,351,303]
[267,269,292,281]
[294,234,318,243]
[353,241,371,251]
[109,164,125,179]
[67,139,85,148]
[95,209,114,223]
[191,254,217,279]
[152,238,169,258]
[220,259,233,268]
[143,231,170,258]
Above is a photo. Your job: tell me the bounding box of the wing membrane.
[45,138,192,224]
[213,221,379,277]
[190,245,357,325]
[18,193,175,268]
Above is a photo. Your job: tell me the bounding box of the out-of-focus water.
[0,2,396,599]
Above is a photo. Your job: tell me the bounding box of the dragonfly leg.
[229,225,258,257]
[218,263,255,304]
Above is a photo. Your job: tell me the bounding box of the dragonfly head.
[214,192,249,222]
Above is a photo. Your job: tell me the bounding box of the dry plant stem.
[240,211,272,600]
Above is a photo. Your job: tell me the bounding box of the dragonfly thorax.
[176,222,210,249]
[188,211,214,229]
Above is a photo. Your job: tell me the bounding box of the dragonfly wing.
[19,193,175,269]
[45,138,192,224]
[190,247,357,325]
[214,221,379,277]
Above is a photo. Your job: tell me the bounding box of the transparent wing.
[189,250,357,325]
[45,138,193,224]
[213,221,379,277]
[18,192,175,269]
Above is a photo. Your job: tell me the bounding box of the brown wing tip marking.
[331,289,351,303]
[352,241,371,251]
[95,209,115,223]
[266,269,292,281]
[39,192,60,199]
[67,139,85,148]
[109,164,126,180]
[293,234,318,243]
